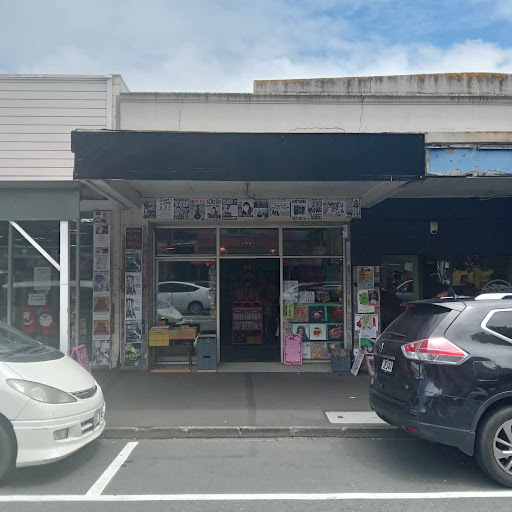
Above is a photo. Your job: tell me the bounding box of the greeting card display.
[327,324,344,341]
[294,306,308,323]
[311,342,328,360]
[310,324,327,341]
[292,323,310,341]
[308,305,325,323]
[326,305,344,323]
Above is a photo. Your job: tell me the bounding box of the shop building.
[70,72,512,370]
[0,74,128,363]
[2,72,512,371]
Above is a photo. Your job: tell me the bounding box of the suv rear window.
[383,304,451,341]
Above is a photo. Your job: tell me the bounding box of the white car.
[157,281,211,315]
[0,321,105,483]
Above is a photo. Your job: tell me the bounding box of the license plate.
[93,407,104,427]
[381,359,394,373]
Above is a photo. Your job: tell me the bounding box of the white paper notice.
[157,198,174,219]
[291,199,307,220]
[270,200,291,218]
[34,267,51,291]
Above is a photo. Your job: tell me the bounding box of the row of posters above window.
[142,198,361,221]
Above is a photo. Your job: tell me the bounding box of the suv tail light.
[401,337,468,365]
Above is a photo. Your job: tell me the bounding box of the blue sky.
[0,0,511,92]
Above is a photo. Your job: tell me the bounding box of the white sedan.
[0,321,105,484]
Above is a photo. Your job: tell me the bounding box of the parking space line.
[2,492,512,502]
[85,442,139,496]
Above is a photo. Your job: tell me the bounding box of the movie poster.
[205,199,221,220]
[173,199,190,221]
[307,199,323,220]
[142,198,157,219]
[190,199,206,221]
[254,200,269,219]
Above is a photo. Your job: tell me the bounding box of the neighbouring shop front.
[72,130,425,369]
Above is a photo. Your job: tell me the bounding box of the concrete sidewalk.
[92,369,400,439]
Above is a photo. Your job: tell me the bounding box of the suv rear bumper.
[369,386,475,455]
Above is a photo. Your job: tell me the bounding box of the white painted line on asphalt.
[85,441,139,496]
[3,492,512,502]
[325,411,386,424]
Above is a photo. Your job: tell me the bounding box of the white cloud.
[0,0,510,92]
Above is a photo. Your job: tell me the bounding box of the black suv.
[370,294,512,486]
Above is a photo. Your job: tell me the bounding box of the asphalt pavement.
[1,437,512,511]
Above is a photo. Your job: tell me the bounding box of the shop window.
[220,228,279,255]
[156,260,217,361]
[70,215,94,359]
[283,228,343,256]
[283,258,344,361]
[156,228,216,256]
[13,221,61,349]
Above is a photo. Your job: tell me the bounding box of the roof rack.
[475,293,512,301]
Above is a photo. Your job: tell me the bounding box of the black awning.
[72,131,425,181]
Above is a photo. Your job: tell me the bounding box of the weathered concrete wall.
[254,73,512,96]
[120,93,512,135]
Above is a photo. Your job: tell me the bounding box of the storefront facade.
[72,129,425,368]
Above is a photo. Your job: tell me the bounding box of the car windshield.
[0,321,46,357]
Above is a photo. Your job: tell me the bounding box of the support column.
[74,218,80,349]
[60,221,70,355]
[7,223,12,326]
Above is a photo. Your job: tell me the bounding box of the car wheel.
[475,405,512,487]
[188,301,203,315]
[0,420,16,486]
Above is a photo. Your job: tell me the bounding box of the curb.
[100,425,408,440]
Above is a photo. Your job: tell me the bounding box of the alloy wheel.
[493,419,512,474]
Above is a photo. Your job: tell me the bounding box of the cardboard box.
[169,326,198,341]
[149,326,169,347]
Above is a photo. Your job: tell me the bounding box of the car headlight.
[6,379,77,404]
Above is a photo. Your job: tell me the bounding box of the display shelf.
[232,300,263,345]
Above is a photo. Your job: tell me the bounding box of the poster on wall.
[173,199,190,221]
[270,200,291,218]
[357,266,374,289]
[92,211,111,366]
[238,199,254,219]
[291,199,308,220]
[323,200,345,219]
[34,267,51,291]
[142,198,157,219]
[357,290,374,313]
[205,199,221,221]
[157,198,174,219]
[190,199,206,221]
[124,227,143,367]
[254,200,269,219]
[142,197,362,220]
[307,199,323,220]
[345,198,361,218]
[222,199,238,220]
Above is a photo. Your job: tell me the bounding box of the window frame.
[481,308,512,344]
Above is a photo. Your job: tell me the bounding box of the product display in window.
[283,259,345,359]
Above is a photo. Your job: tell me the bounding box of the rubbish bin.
[196,334,217,371]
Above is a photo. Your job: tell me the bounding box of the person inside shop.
[432,282,451,299]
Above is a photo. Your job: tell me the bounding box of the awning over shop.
[0,182,80,221]
[72,131,425,182]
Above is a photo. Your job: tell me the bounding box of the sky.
[0,0,511,92]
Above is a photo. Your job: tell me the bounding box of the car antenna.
[447,282,461,302]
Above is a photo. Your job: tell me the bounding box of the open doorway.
[220,259,280,362]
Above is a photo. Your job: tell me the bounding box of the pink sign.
[71,344,92,374]
[284,334,302,365]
